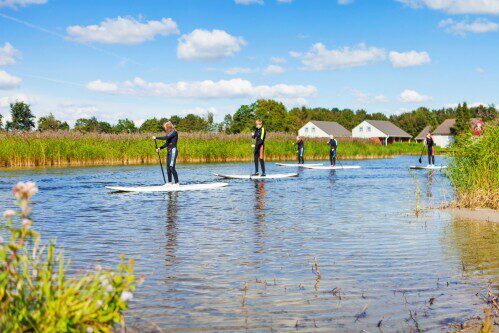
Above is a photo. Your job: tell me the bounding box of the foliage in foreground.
[0,182,137,332]
[447,122,499,209]
[0,131,428,167]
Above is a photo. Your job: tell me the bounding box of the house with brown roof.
[298,120,351,138]
[415,126,432,143]
[352,120,412,145]
[433,118,482,148]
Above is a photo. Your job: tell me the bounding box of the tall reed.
[0,131,426,167]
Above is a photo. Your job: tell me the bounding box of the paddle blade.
[418,157,422,164]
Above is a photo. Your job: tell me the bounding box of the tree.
[254,99,293,132]
[37,113,70,131]
[454,102,472,135]
[139,118,163,132]
[114,119,137,133]
[6,102,35,131]
[75,117,100,133]
[228,103,257,133]
[0,113,3,130]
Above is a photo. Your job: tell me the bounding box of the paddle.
[154,139,167,184]
[418,145,425,164]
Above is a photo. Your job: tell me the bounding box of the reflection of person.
[424,132,435,166]
[251,120,266,177]
[165,192,178,266]
[293,136,305,164]
[328,134,338,166]
[153,121,179,186]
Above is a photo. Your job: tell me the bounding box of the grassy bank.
[0,131,426,167]
[447,123,498,210]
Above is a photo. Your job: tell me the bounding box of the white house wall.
[298,122,330,138]
[433,135,454,148]
[352,121,387,138]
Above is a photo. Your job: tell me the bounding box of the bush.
[0,182,137,332]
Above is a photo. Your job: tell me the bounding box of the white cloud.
[225,67,253,75]
[86,77,317,103]
[389,50,431,68]
[234,0,263,4]
[338,0,354,4]
[67,17,179,45]
[54,103,100,122]
[350,88,390,104]
[398,89,432,103]
[396,0,499,15]
[0,93,32,108]
[177,29,246,61]
[293,43,386,71]
[277,0,293,3]
[0,0,46,8]
[271,56,287,64]
[177,106,218,116]
[0,43,22,66]
[263,64,285,75]
[0,70,22,89]
[475,67,485,73]
[438,18,499,35]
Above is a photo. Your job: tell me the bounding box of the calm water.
[0,156,498,332]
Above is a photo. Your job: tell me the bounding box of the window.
[367,126,371,132]
[311,127,315,133]
[359,126,363,132]
[305,128,309,133]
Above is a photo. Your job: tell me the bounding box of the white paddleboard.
[276,163,323,167]
[213,173,298,180]
[106,182,228,193]
[409,165,447,170]
[303,165,361,170]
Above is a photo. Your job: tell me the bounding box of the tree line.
[0,100,496,136]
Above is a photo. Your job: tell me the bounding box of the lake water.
[0,155,497,332]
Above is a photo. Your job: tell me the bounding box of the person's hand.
[156,148,161,153]
[251,132,255,136]
[152,136,156,140]
[251,144,255,148]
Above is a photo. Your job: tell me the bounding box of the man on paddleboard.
[293,136,305,164]
[424,132,435,166]
[252,120,266,177]
[328,134,338,166]
[153,121,179,187]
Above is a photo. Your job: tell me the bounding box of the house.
[352,120,412,145]
[298,121,351,138]
[433,118,483,148]
[415,126,432,143]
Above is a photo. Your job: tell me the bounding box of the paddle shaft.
[154,139,167,184]
[418,145,425,164]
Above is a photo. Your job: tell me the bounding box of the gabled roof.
[433,118,481,135]
[416,126,432,140]
[364,120,412,138]
[309,121,351,137]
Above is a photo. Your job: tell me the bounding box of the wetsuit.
[328,138,338,166]
[297,139,304,164]
[252,127,266,175]
[425,136,435,165]
[157,130,179,184]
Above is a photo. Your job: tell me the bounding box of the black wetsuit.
[252,127,266,175]
[157,130,179,183]
[425,136,435,165]
[328,138,338,166]
[297,139,304,164]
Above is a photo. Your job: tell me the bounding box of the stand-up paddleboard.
[409,165,447,170]
[303,165,361,170]
[276,163,323,167]
[213,173,298,180]
[106,182,228,193]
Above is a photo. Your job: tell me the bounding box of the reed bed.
[447,123,499,210]
[0,131,425,168]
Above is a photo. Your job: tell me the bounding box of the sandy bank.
[446,208,499,223]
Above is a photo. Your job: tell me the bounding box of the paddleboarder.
[328,134,338,166]
[293,136,305,164]
[252,120,266,177]
[424,132,435,166]
[153,121,179,187]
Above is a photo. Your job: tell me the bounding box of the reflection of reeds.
[0,131,426,167]
[411,173,422,217]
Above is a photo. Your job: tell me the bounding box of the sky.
[0,0,498,125]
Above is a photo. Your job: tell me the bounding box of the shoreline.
[445,207,499,223]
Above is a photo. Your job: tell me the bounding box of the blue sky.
[0,0,498,125]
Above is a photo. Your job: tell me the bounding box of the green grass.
[0,131,428,167]
[447,122,498,209]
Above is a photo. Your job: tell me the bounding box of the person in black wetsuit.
[424,132,435,166]
[153,121,179,186]
[252,120,266,176]
[293,136,305,164]
[328,134,338,166]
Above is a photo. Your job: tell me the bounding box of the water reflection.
[253,181,267,254]
[426,170,435,198]
[164,192,178,267]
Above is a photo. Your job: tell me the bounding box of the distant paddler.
[293,136,305,164]
[328,134,338,166]
[153,121,179,187]
[424,132,436,166]
[251,119,266,177]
